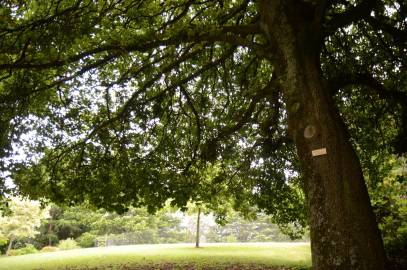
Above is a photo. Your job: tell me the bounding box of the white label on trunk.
[312,148,327,157]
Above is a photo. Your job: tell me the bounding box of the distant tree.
[195,206,201,248]
[34,204,64,247]
[184,164,245,248]
[206,210,305,243]
[33,204,185,247]
[45,204,63,246]
[185,203,204,248]
[154,206,185,243]
[0,196,44,254]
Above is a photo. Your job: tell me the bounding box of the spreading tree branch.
[365,16,407,44]
[329,71,407,104]
[0,24,261,72]
[324,0,381,36]
[201,77,279,162]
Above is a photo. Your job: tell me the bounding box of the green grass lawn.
[0,242,311,270]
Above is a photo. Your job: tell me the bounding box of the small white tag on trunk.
[312,148,327,157]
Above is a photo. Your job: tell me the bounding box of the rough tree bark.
[260,1,387,269]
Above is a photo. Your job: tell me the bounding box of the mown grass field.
[0,242,311,270]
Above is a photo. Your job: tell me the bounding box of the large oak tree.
[1,0,406,269]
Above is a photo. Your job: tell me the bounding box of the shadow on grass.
[51,263,310,270]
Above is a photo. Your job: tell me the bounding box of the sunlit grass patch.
[0,242,311,270]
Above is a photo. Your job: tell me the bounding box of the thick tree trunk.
[195,207,201,248]
[260,1,387,269]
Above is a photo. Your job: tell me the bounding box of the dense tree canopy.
[1,0,306,224]
[0,0,406,269]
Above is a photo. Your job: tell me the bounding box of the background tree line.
[0,198,309,255]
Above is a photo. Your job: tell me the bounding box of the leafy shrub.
[95,236,106,247]
[7,244,38,256]
[6,250,20,256]
[33,233,59,249]
[40,246,60,252]
[0,236,8,246]
[370,157,407,269]
[76,232,97,248]
[57,238,79,250]
[0,235,8,254]
[96,232,160,247]
[225,235,237,243]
